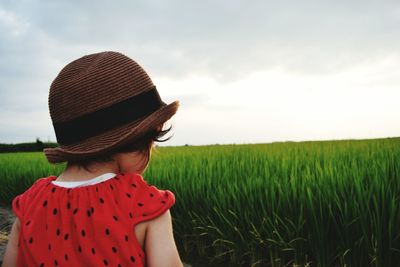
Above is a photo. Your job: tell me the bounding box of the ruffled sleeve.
[12,194,24,220]
[11,177,48,221]
[131,174,175,225]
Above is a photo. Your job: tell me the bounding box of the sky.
[1,0,399,146]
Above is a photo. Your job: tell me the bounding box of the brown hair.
[66,124,172,173]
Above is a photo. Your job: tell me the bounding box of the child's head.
[43,51,179,169]
[67,122,171,174]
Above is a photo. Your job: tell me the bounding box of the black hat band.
[53,86,163,145]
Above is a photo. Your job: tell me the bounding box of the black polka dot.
[67,189,71,193]
[126,193,131,198]
[161,200,166,204]
[124,235,129,242]
[51,187,56,193]
[138,203,143,207]
[92,247,96,254]
[48,243,51,250]
[64,233,69,240]
[105,228,110,235]
[73,208,78,215]
[143,213,147,217]
[113,215,118,221]
[65,254,69,261]
[118,264,122,267]
[29,237,33,244]
[53,208,58,215]
[130,256,135,262]
[39,263,44,267]
[42,200,47,207]
[99,198,104,204]
[54,259,58,266]
[129,212,133,219]
[132,183,136,188]
[67,202,71,209]
[103,259,109,266]
[25,220,31,226]
[96,187,99,192]
[56,228,60,236]
[150,193,154,197]
[78,245,82,253]
[87,209,91,217]
[91,207,94,213]
[110,184,114,190]
[112,246,117,253]
[81,229,86,237]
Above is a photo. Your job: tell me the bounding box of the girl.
[2,51,183,267]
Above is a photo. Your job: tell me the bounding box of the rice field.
[1,137,399,266]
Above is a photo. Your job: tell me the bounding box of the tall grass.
[1,138,399,266]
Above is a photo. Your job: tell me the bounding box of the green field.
[1,138,399,266]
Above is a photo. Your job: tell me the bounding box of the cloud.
[1,0,399,144]
[1,0,400,81]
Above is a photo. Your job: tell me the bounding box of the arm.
[145,210,183,267]
[2,218,20,267]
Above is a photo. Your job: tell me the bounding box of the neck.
[56,161,121,182]
[56,152,146,182]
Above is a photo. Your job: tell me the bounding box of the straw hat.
[43,51,179,164]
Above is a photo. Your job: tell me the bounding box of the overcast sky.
[1,0,399,146]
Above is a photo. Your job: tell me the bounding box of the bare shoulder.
[149,208,172,224]
[145,210,183,267]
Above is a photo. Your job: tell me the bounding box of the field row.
[1,138,399,266]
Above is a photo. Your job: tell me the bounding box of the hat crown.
[44,51,179,164]
[49,51,155,123]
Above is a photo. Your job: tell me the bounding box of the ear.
[156,123,164,131]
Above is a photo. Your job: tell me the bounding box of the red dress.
[12,172,176,267]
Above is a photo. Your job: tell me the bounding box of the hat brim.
[44,101,179,164]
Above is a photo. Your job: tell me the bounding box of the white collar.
[51,172,117,188]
